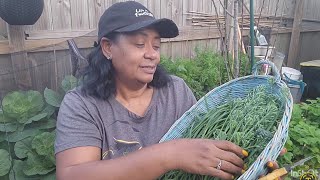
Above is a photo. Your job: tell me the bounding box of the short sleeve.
[54,91,102,154]
[180,78,197,113]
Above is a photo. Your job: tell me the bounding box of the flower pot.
[0,0,44,25]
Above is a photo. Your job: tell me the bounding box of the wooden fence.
[0,0,320,99]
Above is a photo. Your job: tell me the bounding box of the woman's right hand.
[165,139,247,180]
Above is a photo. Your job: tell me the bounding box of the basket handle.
[252,59,281,82]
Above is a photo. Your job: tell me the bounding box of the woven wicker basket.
[159,60,293,180]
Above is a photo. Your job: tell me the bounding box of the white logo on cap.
[135,9,154,17]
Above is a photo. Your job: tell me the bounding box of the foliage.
[279,98,320,178]
[161,48,250,99]
[0,75,78,179]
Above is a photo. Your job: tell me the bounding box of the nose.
[144,43,158,60]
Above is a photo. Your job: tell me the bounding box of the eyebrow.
[136,31,161,40]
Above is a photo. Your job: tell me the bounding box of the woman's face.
[103,28,161,86]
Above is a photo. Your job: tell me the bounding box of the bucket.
[281,67,301,81]
[287,83,305,103]
[283,74,306,103]
[247,46,275,59]
[272,52,285,71]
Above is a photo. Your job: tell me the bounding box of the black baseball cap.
[97,1,179,43]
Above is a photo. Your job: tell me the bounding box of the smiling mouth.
[140,66,156,74]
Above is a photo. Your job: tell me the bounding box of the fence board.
[0,19,7,39]
[54,50,72,89]
[88,0,106,29]
[51,0,72,30]
[28,51,56,91]
[0,54,15,99]
[70,0,90,30]
[147,0,161,18]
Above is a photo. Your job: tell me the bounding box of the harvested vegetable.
[160,86,284,180]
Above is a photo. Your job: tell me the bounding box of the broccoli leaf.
[24,113,48,125]
[23,152,55,176]
[2,91,44,120]
[44,88,63,108]
[61,75,78,93]
[14,137,33,159]
[0,149,11,176]
[0,123,18,133]
[32,132,55,164]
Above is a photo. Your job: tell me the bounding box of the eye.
[136,44,145,48]
[153,46,160,51]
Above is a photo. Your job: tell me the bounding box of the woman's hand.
[166,139,247,180]
[260,148,287,180]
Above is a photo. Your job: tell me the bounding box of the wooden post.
[287,0,305,68]
[7,25,32,90]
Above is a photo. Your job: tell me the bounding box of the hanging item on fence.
[254,26,268,46]
[0,0,44,25]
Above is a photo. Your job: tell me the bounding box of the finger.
[267,161,280,171]
[216,148,244,168]
[259,175,281,180]
[213,140,248,158]
[206,167,235,180]
[280,148,287,156]
[214,159,244,175]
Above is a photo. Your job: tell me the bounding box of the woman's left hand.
[259,148,287,180]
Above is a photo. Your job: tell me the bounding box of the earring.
[106,55,112,60]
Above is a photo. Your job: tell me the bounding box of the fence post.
[287,0,305,69]
[7,25,32,90]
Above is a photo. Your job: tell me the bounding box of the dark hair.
[80,33,172,100]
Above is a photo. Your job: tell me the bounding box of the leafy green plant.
[0,75,78,180]
[161,48,250,99]
[279,98,320,177]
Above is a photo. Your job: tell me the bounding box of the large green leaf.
[6,129,41,143]
[44,88,63,108]
[0,149,11,176]
[0,110,14,123]
[41,105,56,118]
[0,133,6,142]
[24,113,48,125]
[24,118,56,131]
[61,75,78,93]
[37,119,56,130]
[23,152,55,176]
[8,160,34,180]
[42,171,56,180]
[0,123,18,133]
[14,137,33,159]
[2,91,44,120]
[32,132,55,164]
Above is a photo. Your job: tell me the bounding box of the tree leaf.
[2,91,44,120]
[14,137,33,159]
[32,132,55,164]
[61,75,78,93]
[44,88,63,108]
[0,149,11,176]
[0,123,18,133]
[24,113,48,125]
[23,152,55,176]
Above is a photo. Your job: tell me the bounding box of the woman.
[55,1,283,179]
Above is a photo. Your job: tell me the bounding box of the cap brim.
[115,18,179,38]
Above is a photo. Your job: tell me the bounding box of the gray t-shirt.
[55,75,197,159]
